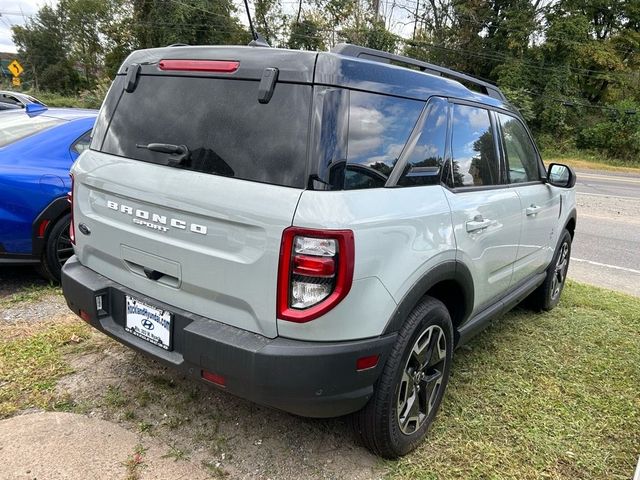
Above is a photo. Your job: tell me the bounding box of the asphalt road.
[569,169,640,297]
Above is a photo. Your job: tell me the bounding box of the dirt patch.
[0,271,383,479]
[57,338,383,479]
[1,294,68,324]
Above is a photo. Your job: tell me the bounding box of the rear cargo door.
[73,50,315,338]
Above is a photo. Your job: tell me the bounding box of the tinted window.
[0,114,63,147]
[97,76,311,188]
[311,87,350,190]
[344,91,423,189]
[498,113,540,183]
[397,97,448,187]
[450,104,500,188]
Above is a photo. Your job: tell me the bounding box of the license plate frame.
[125,296,172,351]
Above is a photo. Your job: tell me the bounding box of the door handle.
[466,215,493,233]
[526,204,542,216]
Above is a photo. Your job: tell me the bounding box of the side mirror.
[546,163,576,188]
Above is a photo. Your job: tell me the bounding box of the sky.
[0,0,413,54]
[0,0,56,53]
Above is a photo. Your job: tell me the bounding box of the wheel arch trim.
[382,260,474,335]
[31,196,70,257]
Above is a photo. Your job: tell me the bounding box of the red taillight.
[79,309,91,322]
[201,370,226,387]
[158,59,239,73]
[356,355,379,371]
[277,227,354,323]
[68,173,75,245]
[293,255,335,277]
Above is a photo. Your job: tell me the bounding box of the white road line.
[576,191,640,200]
[572,257,640,275]
[577,172,640,184]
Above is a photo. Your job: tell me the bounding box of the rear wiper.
[136,143,190,166]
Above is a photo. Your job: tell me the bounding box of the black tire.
[37,213,73,283]
[352,296,453,458]
[527,229,572,311]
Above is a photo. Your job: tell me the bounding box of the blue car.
[0,106,97,281]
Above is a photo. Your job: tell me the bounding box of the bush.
[577,100,640,161]
[25,78,110,110]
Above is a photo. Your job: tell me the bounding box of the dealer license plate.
[125,296,172,350]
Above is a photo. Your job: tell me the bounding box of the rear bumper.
[61,256,396,418]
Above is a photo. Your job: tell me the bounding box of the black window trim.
[443,99,507,193]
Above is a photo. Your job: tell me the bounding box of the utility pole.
[413,0,420,39]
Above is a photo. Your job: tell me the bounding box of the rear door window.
[96,76,311,188]
[449,104,501,188]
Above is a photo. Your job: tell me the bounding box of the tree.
[132,0,248,49]
[12,5,79,92]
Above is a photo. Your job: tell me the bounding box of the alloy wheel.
[397,325,448,435]
[55,220,74,268]
[551,241,570,300]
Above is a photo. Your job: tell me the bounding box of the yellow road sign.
[11,77,21,87]
[8,59,24,77]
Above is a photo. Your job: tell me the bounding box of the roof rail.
[331,43,506,101]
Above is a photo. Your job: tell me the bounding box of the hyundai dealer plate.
[125,296,172,350]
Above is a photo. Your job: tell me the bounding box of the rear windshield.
[94,76,311,188]
[0,114,64,147]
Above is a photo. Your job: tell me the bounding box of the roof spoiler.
[25,103,47,115]
[331,43,506,101]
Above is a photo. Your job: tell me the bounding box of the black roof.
[118,43,516,113]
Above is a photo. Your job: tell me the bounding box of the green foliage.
[288,15,327,50]
[9,0,640,161]
[577,101,640,160]
[343,19,397,52]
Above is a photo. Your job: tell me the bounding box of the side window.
[344,91,423,190]
[0,94,21,106]
[497,113,540,183]
[397,97,448,187]
[71,131,92,155]
[450,104,500,188]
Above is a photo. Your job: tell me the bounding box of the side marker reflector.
[202,370,226,387]
[356,355,379,371]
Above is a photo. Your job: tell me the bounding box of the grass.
[0,319,91,418]
[386,281,640,480]
[0,281,637,479]
[0,283,61,306]
[544,150,640,173]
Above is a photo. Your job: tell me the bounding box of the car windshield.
[0,114,64,148]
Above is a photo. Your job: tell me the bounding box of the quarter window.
[71,131,92,155]
[397,97,448,187]
[344,91,423,190]
[450,104,500,188]
[497,113,540,183]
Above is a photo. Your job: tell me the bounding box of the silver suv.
[62,44,577,458]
